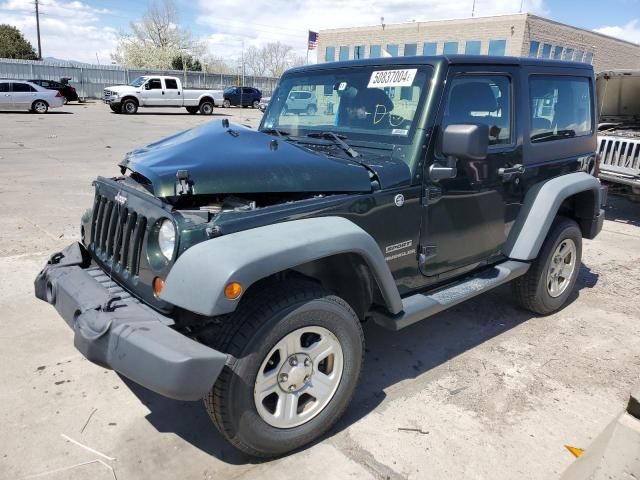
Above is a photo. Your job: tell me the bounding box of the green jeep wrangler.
[35,55,606,457]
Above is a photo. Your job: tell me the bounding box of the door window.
[165,79,178,89]
[147,78,162,90]
[0,83,9,92]
[529,76,592,142]
[12,83,36,92]
[442,75,512,146]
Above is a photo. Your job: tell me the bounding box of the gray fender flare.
[504,171,602,261]
[160,216,403,317]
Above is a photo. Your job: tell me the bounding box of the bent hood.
[119,121,373,198]
[597,70,640,122]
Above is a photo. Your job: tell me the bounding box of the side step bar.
[372,260,530,331]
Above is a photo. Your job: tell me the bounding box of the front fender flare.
[504,172,602,261]
[160,216,403,316]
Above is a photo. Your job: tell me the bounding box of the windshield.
[129,76,146,87]
[261,65,432,145]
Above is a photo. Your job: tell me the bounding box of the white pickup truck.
[103,76,223,115]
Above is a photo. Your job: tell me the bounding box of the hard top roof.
[287,55,594,74]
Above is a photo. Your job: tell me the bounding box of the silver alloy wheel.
[223,99,230,108]
[34,101,47,113]
[547,238,577,297]
[254,326,344,429]
[124,101,136,113]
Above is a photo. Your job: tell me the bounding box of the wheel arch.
[160,217,402,318]
[32,98,49,108]
[504,172,603,261]
[199,96,214,105]
[121,95,139,105]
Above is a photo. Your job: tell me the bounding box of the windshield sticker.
[338,81,347,91]
[392,129,408,136]
[367,69,417,88]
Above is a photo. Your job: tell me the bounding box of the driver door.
[141,78,164,106]
[419,67,522,279]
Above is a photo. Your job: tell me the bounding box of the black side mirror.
[144,83,150,90]
[442,124,489,161]
[430,124,489,181]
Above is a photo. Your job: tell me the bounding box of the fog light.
[224,282,243,300]
[153,277,165,297]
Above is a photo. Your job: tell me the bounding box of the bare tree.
[244,46,267,76]
[263,42,294,77]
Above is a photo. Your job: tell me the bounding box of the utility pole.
[471,0,477,17]
[35,0,42,59]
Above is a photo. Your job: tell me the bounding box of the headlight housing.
[158,219,176,260]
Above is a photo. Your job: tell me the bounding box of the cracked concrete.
[1,102,639,479]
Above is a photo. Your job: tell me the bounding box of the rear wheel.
[223,99,231,108]
[204,280,364,458]
[31,100,48,113]
[513,217,582,315]
[199,101,214,115]
[122,99,138,114]
[186,106,199,114]
[306,104,317,115]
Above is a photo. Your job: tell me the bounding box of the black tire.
[223,99,231,108]
[186,106,199,114]
[31,100,48,113]
[252,100,260,109]
[122,99,138,114]
[199,101,214,115]
[306,104,317,115]
[204,280,364,458]
[109,104,122,114]
[513,216,582,315]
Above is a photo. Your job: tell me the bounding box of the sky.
[1,0,639,65]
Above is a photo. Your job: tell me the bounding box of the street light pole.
[35,0,42,59]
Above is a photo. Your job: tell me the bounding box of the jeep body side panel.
[160,216,403,316]
[504,171,602,260]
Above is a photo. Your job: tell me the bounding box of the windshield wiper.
[307,132,361,158]
[260,128,290,138]
[531,129,576,142]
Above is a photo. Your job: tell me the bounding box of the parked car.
[223,86,261,108]
[258,96,271,112]
[102,76,223,114]
[596,70,640,199]
[0,80,64,113]
[36,56,606,458]
[283,89,317,115]
[28,78,79,104]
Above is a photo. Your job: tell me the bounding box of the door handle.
[497,164,525,182]
[162,91,165,95]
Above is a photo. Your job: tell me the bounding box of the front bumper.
[34,243,227,401]
[103,96,119,105]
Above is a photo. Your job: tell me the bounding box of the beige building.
[318,13,640,72]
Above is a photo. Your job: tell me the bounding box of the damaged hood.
[597,70,640,122]
[119,121,374,198]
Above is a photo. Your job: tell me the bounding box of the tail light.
[55,91,62,97]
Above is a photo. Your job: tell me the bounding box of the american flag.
[308,31,318,50]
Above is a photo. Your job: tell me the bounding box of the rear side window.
[0,83,9,92]
[529,76,592,143]
[165,79,178,89]
[13,83,36,92]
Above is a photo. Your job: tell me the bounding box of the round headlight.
[158,219,176,260]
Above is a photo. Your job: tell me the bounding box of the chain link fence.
[0,58,279,99]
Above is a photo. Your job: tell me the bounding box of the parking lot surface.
[1,102,639,480]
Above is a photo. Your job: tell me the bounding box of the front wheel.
[122,99,138,114]
[109,104,122,114]
[204,280,364,458]
[513,217,582,315]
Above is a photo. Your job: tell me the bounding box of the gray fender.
[504,172,601,261]
[160,216,403,317]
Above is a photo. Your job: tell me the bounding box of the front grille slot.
[91,194,147,275]
[598,136,640,176]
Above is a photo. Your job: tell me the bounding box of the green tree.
[171,54,202,71]
[0,25,38,60]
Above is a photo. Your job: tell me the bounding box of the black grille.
[90,194,147,275]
